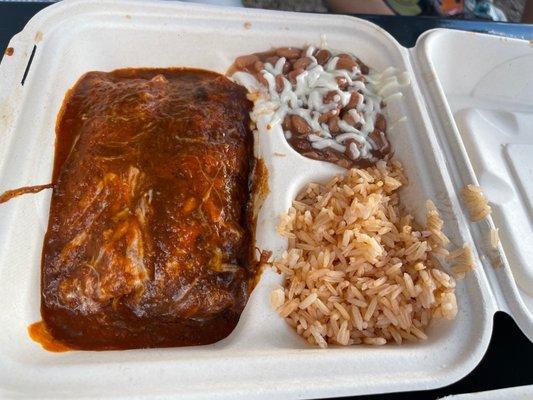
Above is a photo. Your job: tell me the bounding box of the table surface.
[1,2,532,400]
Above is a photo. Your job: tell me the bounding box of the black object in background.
[359,14,533,47]
[0,2,532,400]
[0,2,49,54]
[353,312,533,400]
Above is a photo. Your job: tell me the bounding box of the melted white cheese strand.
[232,46,410,162]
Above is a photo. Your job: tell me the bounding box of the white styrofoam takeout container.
[0,0,531,398]
[441,385,533,400]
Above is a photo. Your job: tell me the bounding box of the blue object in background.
[465,0,508,21]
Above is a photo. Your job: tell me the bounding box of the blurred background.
[2,0,531,22]
[242,0,531,23]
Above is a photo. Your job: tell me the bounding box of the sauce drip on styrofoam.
[28,322,71,352]
[0,183,53,204]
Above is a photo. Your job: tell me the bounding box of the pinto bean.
[290,138,313,152]
[287,67,304,85]
[347,138,363,150]
[318,109,339,123]
[282,115,292,131]
[275,74,285,92]
[256,71,268,86]
[368,129,387,151]
[328,116,341,134]
[253,60,265,72]
[335,76,348,90]
[315,49,331,65]
[293,57,313,71]
[302,151,322,160]
[345,139,357,158]
[322,149,343,162]
[336,158,352,169]
[276,47,301,59]
[234,54,260,70]
[346,92,363,110]
[359,61,370,75]
[375,113,387,132]
[291,115,312,136]
[369,129,390,153]
[336,54,358,71]
[342,110,360,126]
[323,90,340,104]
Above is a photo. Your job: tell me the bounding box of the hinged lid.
[413,29,533,341]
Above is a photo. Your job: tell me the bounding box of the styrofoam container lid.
[414,29,533,342]
[440,385,533,400]
[0,0,530,398]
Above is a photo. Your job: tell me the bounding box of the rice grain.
[461,184,491,222]
[271,160,458,347]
